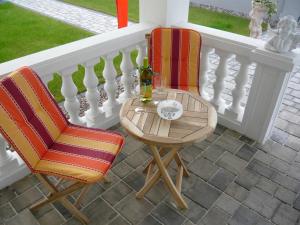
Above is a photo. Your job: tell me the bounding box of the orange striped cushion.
[0,67,124,183]
[35,125,124,183]
[149,28,202,94]
[0,67,68,169]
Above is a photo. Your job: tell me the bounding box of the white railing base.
[0,152,30,190]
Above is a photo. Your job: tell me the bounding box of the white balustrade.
[83,58,105,127]
[199,45,213,99]
[60,66,84,125]
[135,42,147,93]
[119,46,135,102]
[211,49,232,112]
[102,52,121,117]
[225,55,251,121]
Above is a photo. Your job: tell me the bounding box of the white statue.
[249,3,266,38]
[265,16,300,53]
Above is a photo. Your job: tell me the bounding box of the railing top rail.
[0,23,155,78]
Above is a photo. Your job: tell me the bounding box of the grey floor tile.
[180,145,203,163]
[123,169,146,192]
[152,203,185,225]
[183,179,221,209]
[275,186,296,205]
[214,134,244,153]
[72,183,105,207]
[37,209,65,225]
[215,193,240,215]
[272,203,300,225]
[216,152,247,175]
[115,192,154,224]
[125,150,151,169]
[5,209,39,225]
[82,197,117,225]
[202,144,226,162]
[112,161,134,178]
[244,188,280,219]
[236,144,257,161]
[0,204,16,222]
[107,215,131,225]
[208,168,235,191]
[229,205,262,225]
[255,177,278,195]
[201,206,231,225]
[102,181,132,206]
[0,188,16,206]
[225,182,249,202]
[140,215,162,225]
[188,157,219,181]
[10,187,44,213]
[10,175,39,195]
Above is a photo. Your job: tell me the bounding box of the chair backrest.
[0,67,68,170]
[148,28,202,93]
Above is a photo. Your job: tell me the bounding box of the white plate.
[157,100,183,120]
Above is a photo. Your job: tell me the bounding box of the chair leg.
[31,174,89,224]
[74,185,91,208]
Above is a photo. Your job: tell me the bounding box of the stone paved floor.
[8,0,133,34]
[2,124,300,225]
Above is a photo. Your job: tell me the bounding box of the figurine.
[249,4,266,38]
[265,16,300,53]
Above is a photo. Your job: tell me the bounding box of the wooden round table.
[119,88,217,209]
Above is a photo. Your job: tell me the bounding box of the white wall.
[191,0,300,21]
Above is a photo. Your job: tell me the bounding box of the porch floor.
[1,124,300,225]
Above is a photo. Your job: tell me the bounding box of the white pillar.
[242,49,299,143]
[135,41,147,94]
[0,135,30,189]
[119,46,135,103]
[83,58,105,128]
[102,52,121,117]
[61,66,85,125]
[139,0,190,27]
[199,46,213,99]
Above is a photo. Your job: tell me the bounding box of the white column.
[83,58,105,127]
[211,49,231,113]
[60,66,84,125]
[0,135,30,189]
[102,52,121,117]
[139,0,189,27]
[242,48,298,143]
[225,55,251,121]
[199,46,212,99]
[135,41,147,94]
[119,46,135,103]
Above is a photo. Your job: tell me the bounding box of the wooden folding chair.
[0,67,124,224]
[147,27,202,95]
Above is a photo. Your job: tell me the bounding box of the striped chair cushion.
[149,28,202,94]
[0,67,124,183]
[35,125,124,183]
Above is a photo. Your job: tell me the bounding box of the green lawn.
[0,2,136,102]
[1,1,250,102]
[62,0,250,36]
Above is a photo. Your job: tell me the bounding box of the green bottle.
[139,57,153,103]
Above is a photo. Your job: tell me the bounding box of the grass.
[0,2,137,102]
[62,0,250,36]
[1,1,250,102]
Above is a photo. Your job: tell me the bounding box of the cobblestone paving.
[8,0,133,34]
[2,124,300,225]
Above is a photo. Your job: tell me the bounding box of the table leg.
[174,152,190,177]
[137,145,188,209]
[136,146,176,199]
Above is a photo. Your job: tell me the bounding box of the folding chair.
[148,27,202,94]
[0,67,124,224]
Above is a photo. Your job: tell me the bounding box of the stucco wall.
[190,0,300,21]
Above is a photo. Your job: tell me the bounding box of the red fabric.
[116,0,128,28]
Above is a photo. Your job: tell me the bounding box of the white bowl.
[157,100,183,120]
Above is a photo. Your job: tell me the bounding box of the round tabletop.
[119,88,217,147]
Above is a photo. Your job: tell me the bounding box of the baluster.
[211,49,232,113]
[102,52,120,117]
[60,66,84,125]
[135,42,147,93]
[225,55,251,121]
[119,46,135,102]
[83,58,105,127]
[199,46,213,99]
[41,73,53,85]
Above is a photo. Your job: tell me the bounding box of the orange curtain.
[116,0,128,28]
